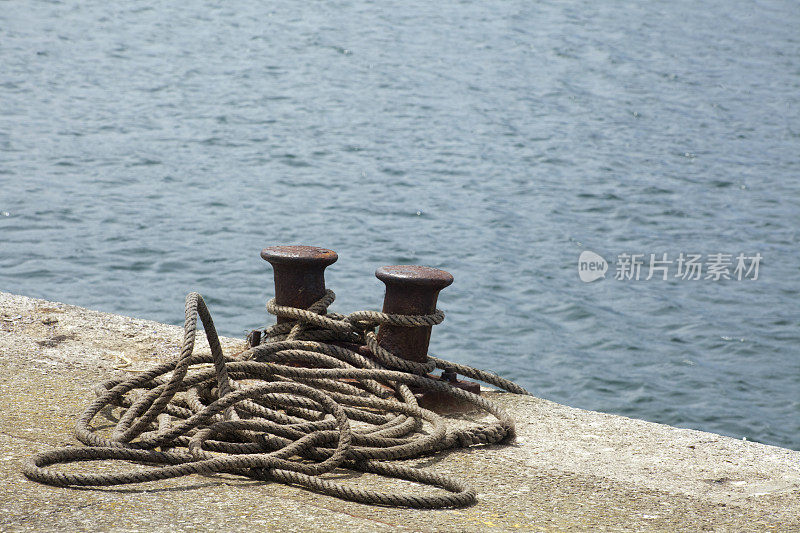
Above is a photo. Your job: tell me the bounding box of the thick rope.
[24,290,529,509]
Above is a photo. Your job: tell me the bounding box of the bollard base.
[415,371,482,413]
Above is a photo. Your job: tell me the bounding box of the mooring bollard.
[260,245,338,324]
[255,251,481,403]
[258,244,371,358]
[375,265,453,363]
[375,265,480,404]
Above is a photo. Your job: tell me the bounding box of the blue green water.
[1,0,798,449]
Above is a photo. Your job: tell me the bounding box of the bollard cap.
[261,245,338,267]
[375,265,454,290]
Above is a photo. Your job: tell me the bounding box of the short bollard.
[375,265,453,363]
[260,245,338,324]
[375,265,480,407]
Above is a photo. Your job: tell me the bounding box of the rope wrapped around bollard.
[23,290,530,508]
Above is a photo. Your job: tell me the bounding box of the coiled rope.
[23,290,529,508]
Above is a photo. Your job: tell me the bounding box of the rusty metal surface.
[260,245,338,324]
[258,252,481,407]
[248,329,261,347]
[375,265,453,364]
[373,265,481,406]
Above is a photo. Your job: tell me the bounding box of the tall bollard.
[260,245,338,324]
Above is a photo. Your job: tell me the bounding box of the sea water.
[1,0,798,449]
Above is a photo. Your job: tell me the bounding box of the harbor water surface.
[1,1,799,449]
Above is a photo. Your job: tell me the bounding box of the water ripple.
[1,0,798,450]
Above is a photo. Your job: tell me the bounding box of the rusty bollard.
[260,245,338,324]
[375,266,453,363]
[258,245,370,360]
[375,265,480,408]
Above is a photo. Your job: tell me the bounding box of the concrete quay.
[0,291,797,532]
